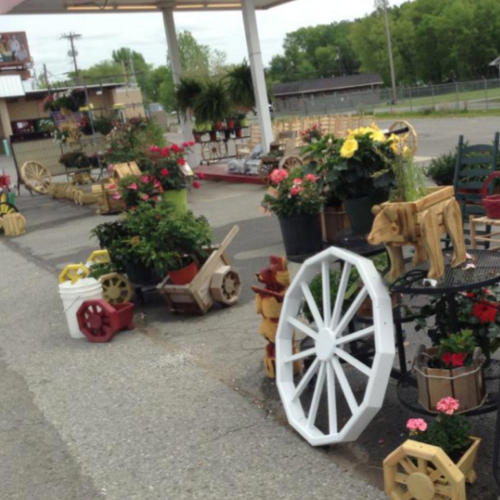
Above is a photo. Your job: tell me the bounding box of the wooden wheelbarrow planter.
[157,225,242,314]
[368,186,466,280]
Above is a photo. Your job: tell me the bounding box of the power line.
[61,32,82,79]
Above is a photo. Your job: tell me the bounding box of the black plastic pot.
[344,196,378,235]
[278,214,323,262]
[122,259,158,285]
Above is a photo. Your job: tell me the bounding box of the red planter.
[209,131,217,141]
[168,261,198,285]
[235,128,244,138]
[227,118,236,129]
[214,120,224,131]
[77,299,135,343]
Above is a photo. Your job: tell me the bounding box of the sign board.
[0,32,30,68]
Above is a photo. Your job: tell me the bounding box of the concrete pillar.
[241,0,273,154]
[0,99,13,139]
[161,7,197,167]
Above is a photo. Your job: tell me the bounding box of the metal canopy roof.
[0,75,25,98]
[0,0,295,14]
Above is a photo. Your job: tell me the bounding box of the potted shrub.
[193,80,230,133]
[224,61,255,113]
[175,77,203,119]
[384,397,481,499]
[302,127,396,235]
[425,150,457,186]
[261,167,325,260]
[414,330,486,413]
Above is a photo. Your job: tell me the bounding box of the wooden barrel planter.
[320,205,351,243]
[414,345,486,413]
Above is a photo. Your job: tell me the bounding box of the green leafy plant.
[117,173,162,208]
[93,115,114,136]
[435,329,476,368]
[224,61,255,111]
[193,80,231,124]
[58,151,89,170]
[88,262,115,279]
[261,167,325,217]
[425,150,457,186]
[407,397,471,459]
[176,77,203,119]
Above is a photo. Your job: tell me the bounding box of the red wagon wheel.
[77,299,120,343]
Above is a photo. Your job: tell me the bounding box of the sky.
[0,0,409,83]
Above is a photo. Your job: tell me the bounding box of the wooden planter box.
[414,345,486,413]
[384,437,481,500]
[321,205,351,243]
[93,180,126,214]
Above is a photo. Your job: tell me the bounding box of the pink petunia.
[436,397,460,415]
[290,186,303,196]
[160,168,169,176]
[141,193,149,201]
[112,194,121,201]
[406,418,427,432]
[107,184,117,190]
[141,175,149,183]
[128,183,138,191]
[193,181,201,189]
[292,178,303,186]
[160,147,170,157]
[305,173,317,182]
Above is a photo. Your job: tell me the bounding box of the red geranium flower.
[193,181,201,189]
[441,352,453,366]
[451,352,466,367]
[197,172,205,180]
[472,300,498,323]
[171,144,181,153]
[178,158,186,166]
[160,147,170,157]
[160,168,169,176]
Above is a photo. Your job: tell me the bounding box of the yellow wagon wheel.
[383,440,467,500]
[100,272,133,305]
[21,161,53,194]
[279,156,303,171]
[0,202,18,230]
[58,264,90,284]
[389,120,418,157]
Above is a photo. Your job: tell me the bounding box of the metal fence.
[273,77,500,117]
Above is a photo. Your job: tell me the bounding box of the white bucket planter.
[59,278,103,338]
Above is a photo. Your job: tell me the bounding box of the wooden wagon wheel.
[389,120,418,157]
[21,161,52,194]
[100,272,133,305]
[0,202,18,229]
[276,246,395,445]
[210,265,242,306]
[384,440,467,500]
[279,156,303,170]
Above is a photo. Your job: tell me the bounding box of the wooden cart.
[157,225,242,314]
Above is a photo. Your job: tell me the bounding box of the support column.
[241,0,273,154]
[0,99,13,139]
[161,7,197,167]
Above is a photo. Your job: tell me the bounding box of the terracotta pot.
[168,261,198,285]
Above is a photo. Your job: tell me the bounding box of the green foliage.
[175,78,203,118]
[224,61,255,111]
[385,155,428,202]
[117,174,159,208]
[193,80,231,124]
[88,262,115,280]
[91,220,131,250]
[261,167,325,217]
[436,329,476,368]
[92,115,114,136]
[425,150,457,186]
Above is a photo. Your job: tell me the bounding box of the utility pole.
[128,52,137,87]
[375,0,397,104]
[43,63,49,88]
[61,32,82,80]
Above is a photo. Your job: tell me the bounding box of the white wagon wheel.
[279,156,303,171]
[276,247,395,446]
[389,120,418,157]
[210,265,242,306]
[21,161,53,194]
[100,272,133,305]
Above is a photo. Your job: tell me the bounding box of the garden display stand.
[76,299,135,343]
[157,225,241,314]
[368,186,466,280]
[275,246,395,445]
[383,438,481,500]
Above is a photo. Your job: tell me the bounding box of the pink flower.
[305,173,317,182]
[141,175,149,183]
[436,397,460,415]
[112,194,121,201]
[269,169,288,185]
[141,193,149,201]
[107,184,117,190]
[128,183,138,191]
[160,168,169,176]
[178,158,186,166]
[149,145,160,153]
[160,147,170,157]
[292,178,303,185]
[193,181,201,189]
[290,186,303,196]
[188,141,196,147]
[406,418,427,432]
[182,141,191,148]
[197,172,206,180]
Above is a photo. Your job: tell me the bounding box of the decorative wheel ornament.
[276,247,395,445]
[279,156,303,170]
[100,272,133,305]
[76,299,120,343]
[0,202,18,229]
[210,265,242,306]
[58,264,90,284]
[389,120,418,157]
[87,249,111,266]
[21,161,53,194]
[384,440,469,500]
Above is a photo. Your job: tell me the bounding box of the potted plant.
[300,124,323,145]
[224,61,255,113]
[117,173,162,209]
[302,127,396,235]
[193,80,231,134]
[414,330,486,413]
[143,142,204,213]
[261,167,325,260]
[384,397,481,499]
[175,77,203,119]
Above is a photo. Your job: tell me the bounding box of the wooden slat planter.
[321,205,351,243]
[93,180,126,214]
[414,345,486,413]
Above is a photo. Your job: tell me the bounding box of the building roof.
[0,75,25,98]
[273,74,384,97]
[23,82,128,97]
[1,0,295,14]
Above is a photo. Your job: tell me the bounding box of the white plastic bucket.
[59,278,103,339]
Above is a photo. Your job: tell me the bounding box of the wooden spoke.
[307,362,326,429]
[334,348,372,377]
[394,473,409,484]
[301,281,324,328]
[335,326,375,346]
[399,458,418,475]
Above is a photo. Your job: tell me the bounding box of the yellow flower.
[340,138,359,158]
[370,130,386,142]
[130,236,140,246]
[370,122,381,131]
